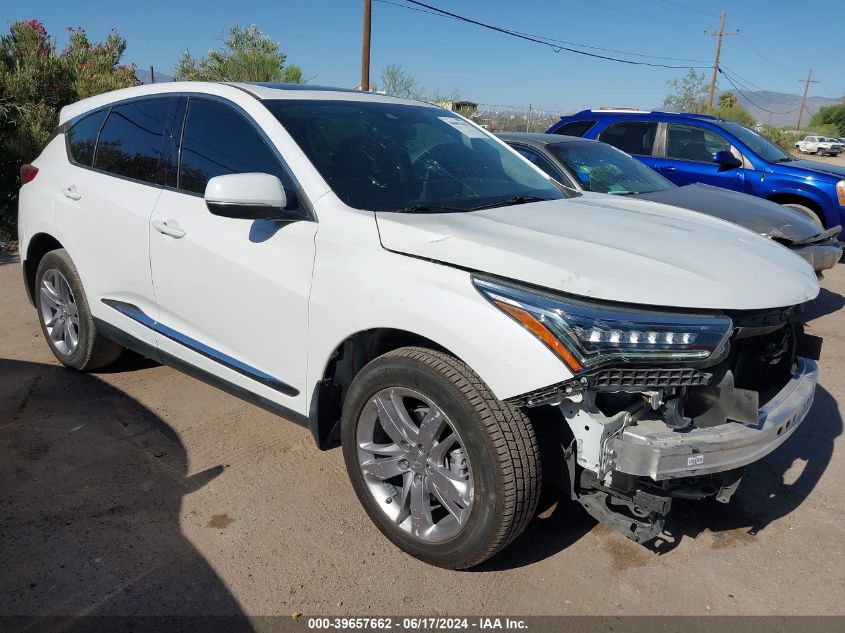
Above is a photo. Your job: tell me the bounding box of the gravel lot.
[1,250,844,619]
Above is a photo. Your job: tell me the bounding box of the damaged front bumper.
[609,357,818,481]
[792,241,842,273]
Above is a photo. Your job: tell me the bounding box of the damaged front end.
[475,277,821,544]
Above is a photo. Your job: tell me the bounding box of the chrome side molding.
[101,299,299,397]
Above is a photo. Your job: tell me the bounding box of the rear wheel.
[35,249,122,370]
[341,347,541,569]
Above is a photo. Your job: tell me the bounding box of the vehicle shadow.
[801,287,845,322]
[649,385,841,554]
[0,358,252,630]
[474,485,595,572]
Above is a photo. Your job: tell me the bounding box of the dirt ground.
[1,250,844,619]
[789,150,845,168]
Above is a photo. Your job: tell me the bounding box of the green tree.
[663,69,708,113]
[718,91,737,109]
[760,125,797,152]
[809,104,845,136]
[378,64,422,100]
[0,20,137,245]
[174,25,303,83]
[812,123,841,138]
[714,100,756,127]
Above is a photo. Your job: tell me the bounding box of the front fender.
[306,211,570,407]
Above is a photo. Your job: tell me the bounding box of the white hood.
[376,195,819,310]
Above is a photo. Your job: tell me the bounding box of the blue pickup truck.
[547,110,845,232]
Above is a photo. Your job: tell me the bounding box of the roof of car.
[495,132,594,146]
[59,81,431,125]
[564,108,725,122]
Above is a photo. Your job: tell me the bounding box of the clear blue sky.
[6,0,844,112]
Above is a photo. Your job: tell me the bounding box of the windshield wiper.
[774,157,797,162]
[468,195,554,211]
[396,204,469,214]
[606,190,637,195]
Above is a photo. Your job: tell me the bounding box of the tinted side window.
[179,99,284,195]
[510,145,570,185]
[598,121,658,156]
[66,110,107,167]
[94,99,173,184]
[666,123,730,162]
[553,120,596,137]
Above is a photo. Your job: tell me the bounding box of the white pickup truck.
[795,135,844,156]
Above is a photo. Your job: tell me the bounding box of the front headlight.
[473,276,732,373]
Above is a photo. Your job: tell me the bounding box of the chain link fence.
[466,103,568,133]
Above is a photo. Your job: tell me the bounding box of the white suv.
[18,83,821,568]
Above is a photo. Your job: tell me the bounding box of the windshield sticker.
[439,117,487,139]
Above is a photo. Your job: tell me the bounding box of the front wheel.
[782,203,824,229]
[341,347,541,569]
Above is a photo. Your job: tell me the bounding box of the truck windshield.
[717,122,792,163]
[264,99,564,212]
[546,141,673,194]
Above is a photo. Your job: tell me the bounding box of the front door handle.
[152,219,186,239]
[62,185,82,201]
[658,166,677,173]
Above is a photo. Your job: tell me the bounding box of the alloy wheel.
[356,387,474,542]
[39,269,80,356]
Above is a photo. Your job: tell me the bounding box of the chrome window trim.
[60,91,317,221]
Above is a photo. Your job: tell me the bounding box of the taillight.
[20,164,39,185]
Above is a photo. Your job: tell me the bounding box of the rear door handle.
[152,219,186,239]
[658,166,677,173]
[62,185,81,201]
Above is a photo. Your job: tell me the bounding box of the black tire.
[341,346,541,569]
[782,202,825,229]
[34,249,122,371]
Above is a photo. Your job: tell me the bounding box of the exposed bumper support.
[792,241,842,272]
[609,357,818,481]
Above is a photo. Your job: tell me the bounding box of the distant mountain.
[136,68,173,84]
[731,90,844,128]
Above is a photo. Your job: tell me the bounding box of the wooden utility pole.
[705,12,739,113]
[361,0,372,91]
[795,68,819,131]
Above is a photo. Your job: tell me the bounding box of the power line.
[719,67,802,106]
[726,23,796,75]
[376,0,708,63]
[381,0,710,69]
[656,0,720,18]
[717,68,801,116]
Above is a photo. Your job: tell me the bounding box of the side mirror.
[204,173,290,220]
[713,150,742,170]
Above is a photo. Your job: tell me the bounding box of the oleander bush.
[0,20,138,246]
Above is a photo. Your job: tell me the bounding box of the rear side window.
[66,110,107,167]
[553,120,596,137]
[665,123,731,162]
[598,121,658,156]
[94,98,174,185]
[178,99,285,195]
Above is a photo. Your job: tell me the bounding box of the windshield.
[716,122,792,162]
[546,141,674,194]
[264,99,564,212]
